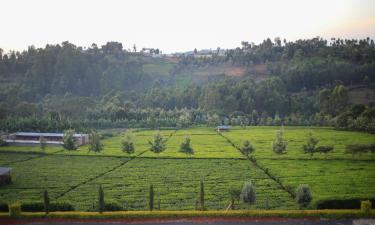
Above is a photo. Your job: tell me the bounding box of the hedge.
[20,202,74,212]
[0,209,374,219]
[316,199,375,209]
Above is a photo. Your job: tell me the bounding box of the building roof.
[14,132,86,137]
[0,167,11,175]
[217,125,231,129]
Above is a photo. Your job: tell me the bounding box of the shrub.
[0,138,8,146]
[20,202,74,212]
[89,131,104,153]
[346,143,375,155]
[180,136,194,154]
[8,203,21,218]
[272,127,288,154]
[316,146,334,154]
[296,184,312,209]
[241,140,255,156]
[63,129,77,150]
[104,200,123,211]
[361,200,372,214]
[241,181,256,208]
[303,131,319,157]
[228,188,241,210]
[122,133,135,154]
[149,132,167,153]
[39,136,47,152]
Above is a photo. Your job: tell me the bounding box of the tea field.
[0,126,374,211]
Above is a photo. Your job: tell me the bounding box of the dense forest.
[0,37,374,132]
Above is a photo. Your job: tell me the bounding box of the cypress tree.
[43,190,49,214]
[200,180,205,210]
[98,185,105,213]
[149,184,154,211]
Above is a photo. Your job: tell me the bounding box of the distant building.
[217,125,231,132]
[4,132,89,146]
[0,167,11,186]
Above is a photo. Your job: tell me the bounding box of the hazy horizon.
[1,0,375,53]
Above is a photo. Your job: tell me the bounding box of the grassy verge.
[0,210,374,219]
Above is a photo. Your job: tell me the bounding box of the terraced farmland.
[0,126,374,211]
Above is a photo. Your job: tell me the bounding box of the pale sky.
[1,0,375,53]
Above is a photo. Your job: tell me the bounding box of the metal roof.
[0,167,11,175]
[217,125,231,129]
[14,132,86,137]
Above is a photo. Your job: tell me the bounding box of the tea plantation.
[0,126,374,211]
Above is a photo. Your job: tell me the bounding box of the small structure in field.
[4,132,89,146]
[0,167,11,186]
[217,125,231,132]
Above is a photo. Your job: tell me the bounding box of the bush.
[272,127,288,154]
[346,143,375,155]
[241,140,255,156]
[104,200,123,211]
[21,201,74,212]
[0,138,8,146]
[89,131,104,153]
[296,184,312,209]
[8,203,21,218]
[180,136,194,154]
[122,133,135,154]
[316,146,334,154]
[63,129,77,150]
[303,131,319,156]
[241,181,256,208]
[149,132,167,153]
[361,200,372,214]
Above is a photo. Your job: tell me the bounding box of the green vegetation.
[0,127,374,212]
[241,181,256,208]
[121,133,135,154]
[89,131,104,153]
[63,129,77,151]
[296,185,312,209]
[179,136,194,154]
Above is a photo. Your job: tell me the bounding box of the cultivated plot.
[222,126,375,159]
[59,158,297,210]
[257,159,375,204]
[0,153,125,203]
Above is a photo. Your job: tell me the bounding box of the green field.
[0,126,374,211]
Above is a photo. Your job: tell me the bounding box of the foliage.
[122,133,135,154]
[272,127,288,154]
[345,144,375,155]
[228,188,241,210]
[43,190,49,214]
[241,140,255,156]
[303,131,319,156]
[149,132,167,153]
[98,185,104,213]
[296,184,312,209]
[39,136,47,152]
[149,184,154,211]
[8,203,21,218]
[89,131,104,153]
[315,146,334,155]
[20,202,74,212]
[63,129,77,150]
[240,181,256,207]
[361,200,372,214]
[179,136,194,154]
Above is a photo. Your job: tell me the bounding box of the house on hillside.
[4,132,89,146]
[217,125,231,132]
[0,167,11,186]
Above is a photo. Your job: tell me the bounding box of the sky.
[1,0,375,53]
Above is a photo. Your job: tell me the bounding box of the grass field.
[0,126,374,211]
